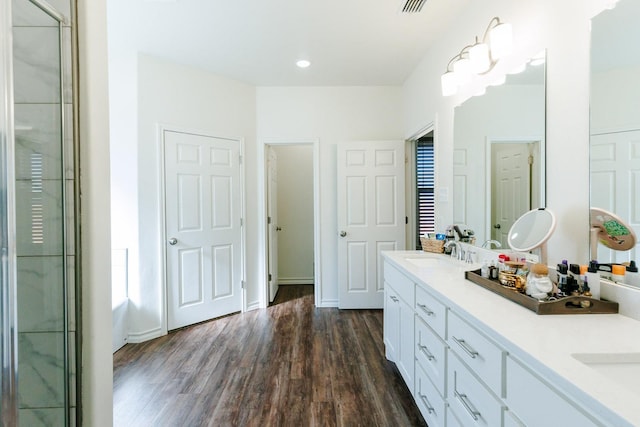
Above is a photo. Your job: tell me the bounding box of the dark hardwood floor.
[113,285,427,427]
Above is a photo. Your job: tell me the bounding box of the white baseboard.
[245,300,261,311]
[278,277,314,285]
[317,298,338,307]
[127,326,164,344]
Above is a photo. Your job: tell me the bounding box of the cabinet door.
[383,285,400,362]
[398,298,414,391]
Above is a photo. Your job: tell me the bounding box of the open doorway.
[262,141,320,306]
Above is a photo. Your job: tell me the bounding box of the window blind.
[416,137,435,249]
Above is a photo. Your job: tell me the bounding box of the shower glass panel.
[11,0,77,425]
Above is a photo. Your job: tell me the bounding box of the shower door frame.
[1,0,80,425]
[0,0,18,423]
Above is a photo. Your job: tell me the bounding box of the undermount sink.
[404,257,442,268]
[572,352,640,396]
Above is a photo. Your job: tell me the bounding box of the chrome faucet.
[465,249,476,264]
[445,240,463,261]
[481,239,502,249]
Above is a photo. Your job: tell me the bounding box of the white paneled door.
[491,143,532,247]
[163,130,242,330]
[591,130,640,263]
[337,140,405,309]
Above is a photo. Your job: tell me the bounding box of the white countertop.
[383,250,640,427]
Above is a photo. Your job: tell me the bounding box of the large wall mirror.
[590,0,640,263]
[452,56,546,248]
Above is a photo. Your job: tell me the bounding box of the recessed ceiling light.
[296,60,311,68]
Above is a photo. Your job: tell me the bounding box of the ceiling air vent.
[400,0,427,13]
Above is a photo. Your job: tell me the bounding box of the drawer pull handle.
[390,296,399,302]
[455,390,481,421]
[417,303,435,316]
[419,393,435,414]
[419,344,435,361]
[452,336,479,359]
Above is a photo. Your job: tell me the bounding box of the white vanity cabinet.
[383,262,415,391]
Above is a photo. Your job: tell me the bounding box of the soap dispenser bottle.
[626,261,640,288]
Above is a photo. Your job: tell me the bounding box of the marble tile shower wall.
[12,0,76,425]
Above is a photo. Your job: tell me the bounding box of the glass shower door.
[11,0,76,425]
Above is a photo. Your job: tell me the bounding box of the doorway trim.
[258,138,321,308]
[158,124,247,333]
[406,121,435,250]
[484,135,545,242]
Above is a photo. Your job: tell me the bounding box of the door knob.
[340,231,347,237]
[493,224,501,229]
[276,226,282,231]
[168,237,178,245]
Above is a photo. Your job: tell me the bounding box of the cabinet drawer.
[415,316,446,396]
[415,362,446,427]
[415,285,446,338]
[505,356,600,427]
[447,310,504,396]
[384,261,415,306]
[448,351,503,427]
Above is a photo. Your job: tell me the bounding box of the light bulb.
[489,22,513,60]
[453,57,472,85]
[469,43,491,73]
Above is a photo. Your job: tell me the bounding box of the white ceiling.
[107,0,469,86]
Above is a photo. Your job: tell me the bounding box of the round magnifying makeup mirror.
[507,208,556,265]
[590,207,637,261]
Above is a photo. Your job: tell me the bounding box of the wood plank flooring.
[113,285,427,427]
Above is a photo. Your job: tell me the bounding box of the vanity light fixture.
[441,16,513,96]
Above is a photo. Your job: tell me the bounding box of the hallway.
[113,285,426,426]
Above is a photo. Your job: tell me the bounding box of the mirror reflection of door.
[267,147,279,302]
[490,141,541,247]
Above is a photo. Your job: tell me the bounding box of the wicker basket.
[420,237,445,254]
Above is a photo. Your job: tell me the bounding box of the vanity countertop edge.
[382,250,640,427]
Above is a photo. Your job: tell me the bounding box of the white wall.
[131,54,257,339]
[106,5,138,351]
[257,86,404,305]
[273,145,314,284]
[77,0,113,425]
[403,0,613,266]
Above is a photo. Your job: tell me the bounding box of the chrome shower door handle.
[168,237,178,245]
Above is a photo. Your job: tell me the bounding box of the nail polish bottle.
[586,261,601,299]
